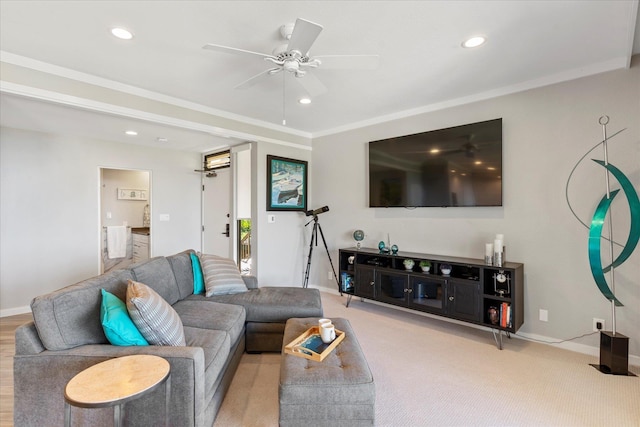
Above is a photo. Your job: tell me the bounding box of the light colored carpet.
[214,292,640,427]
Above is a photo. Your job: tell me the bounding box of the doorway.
[203,166,232,257]
[99,168,151,273]
[201,145,252,273]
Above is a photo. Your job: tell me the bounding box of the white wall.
[0,128,202,314]
[310,62,640,358]
[253,141,313,286]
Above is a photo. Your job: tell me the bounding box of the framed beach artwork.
[267,155,307,211]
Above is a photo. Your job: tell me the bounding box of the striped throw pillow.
[199,254,248,297]
[126,279,186,346]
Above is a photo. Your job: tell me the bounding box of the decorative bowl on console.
[440,263,452,276]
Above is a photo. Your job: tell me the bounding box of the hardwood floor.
[0,313,33,427]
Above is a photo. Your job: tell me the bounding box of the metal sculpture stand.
[303,215,341,294]
[566,115,639,375]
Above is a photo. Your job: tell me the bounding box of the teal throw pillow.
[191,252,205,294]
[100,289,148,346]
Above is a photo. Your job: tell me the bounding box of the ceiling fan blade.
[234,68,281,90]
[295,71,327,97]
[314,55,380,69]
[203,43,274,60]
[287,18,323,55]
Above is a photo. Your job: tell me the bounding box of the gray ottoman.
[279,317,375,427]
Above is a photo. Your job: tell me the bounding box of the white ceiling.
[1,1,639,152]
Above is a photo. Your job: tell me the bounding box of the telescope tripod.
[303,215,341,294]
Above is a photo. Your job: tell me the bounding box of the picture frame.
[267,155,307,211]
[117,188,147,201]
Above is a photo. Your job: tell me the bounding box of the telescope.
[305,206,329,217]
[302,205,340,294]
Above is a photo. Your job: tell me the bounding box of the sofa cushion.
[100,289,148,346]
[183,326,231,404]
[166,250,196,300]
[199,254,248,296]
[172,299,246,347]
[191,253,205,295]
[130,257,181,305]
[126,280,186,346]
[200,287,323,323]
[31,269,134,351]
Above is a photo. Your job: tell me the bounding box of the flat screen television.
[369,118,502,207]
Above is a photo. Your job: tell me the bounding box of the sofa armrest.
[14,344,205,427]
[15,321,45,355]
[242,275,258,289]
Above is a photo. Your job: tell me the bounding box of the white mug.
[318,318,331,330]
[320,323,336,343]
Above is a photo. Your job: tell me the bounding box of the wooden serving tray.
[284,326,346,362]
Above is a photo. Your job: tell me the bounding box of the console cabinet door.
[376,269,408,307]
[355,266,376,299]
[446,279,481,322]
[409,275,446,314]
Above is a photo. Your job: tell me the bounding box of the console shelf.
[339,247,524,349]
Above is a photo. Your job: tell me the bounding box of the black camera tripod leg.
[315,222,342,295]
[302,221,317,289]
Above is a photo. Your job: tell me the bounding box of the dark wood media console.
[339,247,524,349]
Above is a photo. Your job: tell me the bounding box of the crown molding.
[313,57,629,139]
[0,51,312,141]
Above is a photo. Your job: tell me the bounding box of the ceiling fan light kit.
[202,17,379,124]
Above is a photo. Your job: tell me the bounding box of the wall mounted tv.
[369,118,503,208]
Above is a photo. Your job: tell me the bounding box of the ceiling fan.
[202,18,379,97]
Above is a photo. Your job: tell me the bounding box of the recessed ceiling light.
[430,148,440,154]
[111,27,134,40]
[125,130,138,136]
[298,98,311,105]
[462,36,486,48]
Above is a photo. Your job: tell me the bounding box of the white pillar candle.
[494,239,503,254]
[495,234,505,263]
[485,243,493,256]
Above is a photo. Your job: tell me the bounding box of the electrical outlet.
[539,309,548,322]
[593,318,605,332]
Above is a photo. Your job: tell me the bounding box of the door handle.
[221,224,230,237]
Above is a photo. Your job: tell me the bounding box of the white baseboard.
[0,305,32,318]
[515,331,640,367]
[316,288,640,367]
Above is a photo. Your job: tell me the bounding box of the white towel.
[107,226,127,259]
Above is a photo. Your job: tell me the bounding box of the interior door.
[203,167,232,257]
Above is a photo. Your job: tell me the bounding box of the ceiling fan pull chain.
[282,71,286,126]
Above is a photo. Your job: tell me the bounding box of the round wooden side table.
[64,354,171,427]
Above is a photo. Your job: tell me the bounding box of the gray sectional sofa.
[13,249,323,426]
